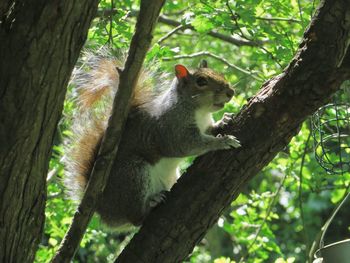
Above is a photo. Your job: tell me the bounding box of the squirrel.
[64,51,240,228]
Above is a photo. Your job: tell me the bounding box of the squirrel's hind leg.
[95,157,151,227]
[118,159,154,226]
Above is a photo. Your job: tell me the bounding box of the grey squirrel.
[65,52,240,228]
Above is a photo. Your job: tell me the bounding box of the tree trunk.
[0,1,99,262]
[116,0,350,262]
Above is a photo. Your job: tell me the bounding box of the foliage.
[36,0,350,262]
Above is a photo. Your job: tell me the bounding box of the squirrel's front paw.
[149,191,167,208]
[216,113,235,129]
[217,134,241,149]
[222,112,235,124]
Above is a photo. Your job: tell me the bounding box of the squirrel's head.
[174,60,234,112]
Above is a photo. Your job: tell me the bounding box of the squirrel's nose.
[226,88,234,98]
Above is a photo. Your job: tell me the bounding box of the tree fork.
[116,0,350,262]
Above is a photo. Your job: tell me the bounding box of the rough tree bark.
[0,1,99,262]
[116,0,350,262]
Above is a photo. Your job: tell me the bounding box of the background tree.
[0,1,99,262]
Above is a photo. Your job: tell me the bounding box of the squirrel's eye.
[196,77,208,86]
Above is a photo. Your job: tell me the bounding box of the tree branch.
[116,0,350,262]
[51,0,165,262]
[96,8,263,47]
[157,24,188,44]
[255,16,301,23]
[162,51,263,81]
[157,14,263,47]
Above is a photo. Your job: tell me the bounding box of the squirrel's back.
[64,50,165,201]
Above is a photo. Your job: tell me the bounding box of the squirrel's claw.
[222,112,235,125]
[215,112,235,130]
[149,191,167,208]
[227,135,241,148]
[217,134,241,149]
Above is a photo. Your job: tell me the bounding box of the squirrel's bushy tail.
[64,115,105,201]
[72,50,156,112]
[64,49,157,200]
[72,51,122,111]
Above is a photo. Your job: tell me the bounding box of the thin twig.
[311,0,317,19]
[298,128,312,255]
[225,1,283,71]
[157,14,265,47]
[297,0,304,24]
[240,172,287,262]
[162,51,263,81]
[255,16,301,23]
[163,7,190,16]
[226,0,251,41]
[47,190,64,200]
[47,167,58,183]
[96,8,118,17]
[260,46,283,68]
[95,8,264,47]
[157,24,189,44]
[107,0,114,45]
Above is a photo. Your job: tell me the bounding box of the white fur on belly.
[195,108,213,134]
[148,157,183,194]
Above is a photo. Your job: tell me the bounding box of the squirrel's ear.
[199,60,208,68]
[175,64,189,79]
